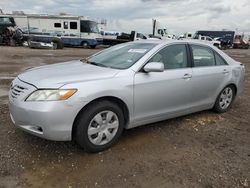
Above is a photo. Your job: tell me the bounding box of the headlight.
[26,89,77,101]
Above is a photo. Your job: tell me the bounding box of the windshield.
[87,43,157,69]
[0,17,13,25]
[80,20,99,33]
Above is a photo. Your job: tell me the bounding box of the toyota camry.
[9,40,245,152]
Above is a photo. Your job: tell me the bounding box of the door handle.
[182,73,192,79]
[222,69,229,74]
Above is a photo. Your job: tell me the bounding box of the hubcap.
[219,87,233,110]
[88,111,119,146]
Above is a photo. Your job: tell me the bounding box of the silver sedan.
[9,40,245,152]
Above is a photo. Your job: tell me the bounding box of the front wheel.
[213,85,236,113]
[74,101,125,152]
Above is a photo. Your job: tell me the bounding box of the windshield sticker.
[128,49,147,53]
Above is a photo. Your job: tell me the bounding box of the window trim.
[188,43,228,68]
[139,43,191,72]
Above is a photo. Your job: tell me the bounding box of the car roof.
[133,39,215,47]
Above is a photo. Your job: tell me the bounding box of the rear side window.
[148,44,188,70]
[191,45,215,67]
[215,53,227,65]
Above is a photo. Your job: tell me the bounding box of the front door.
[133,44,193,124]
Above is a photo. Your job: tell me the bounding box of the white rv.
[5,13,103,48]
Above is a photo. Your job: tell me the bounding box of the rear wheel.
[74,101,124,152]
[90,45,96,49]
[81,41,88,48]
[213,85,236,113]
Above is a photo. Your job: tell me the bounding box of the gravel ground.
[0,46,249,188]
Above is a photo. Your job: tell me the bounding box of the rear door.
[189,44,231,107]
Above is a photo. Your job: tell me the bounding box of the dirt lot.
[0,46,249,188]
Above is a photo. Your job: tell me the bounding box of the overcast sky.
[0,0,249,35]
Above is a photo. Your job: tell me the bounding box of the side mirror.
[143,62,164,73]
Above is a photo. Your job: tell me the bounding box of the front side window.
[206,37,212,41]
[148,44,188,70]
[86,43,157,69]
[80,20,99,33]
[70,22,77,29]
[136,33,147,39]
[0,17,13,24]
[191,45,216,67]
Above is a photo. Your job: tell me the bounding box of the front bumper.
[8,78,86,141]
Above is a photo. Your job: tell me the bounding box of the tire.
[52,38,64,49]
[90,45,96,49]
[213,85,236,113]
[74,100,125,152]
[81,41,88,48]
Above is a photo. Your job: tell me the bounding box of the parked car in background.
[9,40,245,152]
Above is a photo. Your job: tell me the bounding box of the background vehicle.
[9,41,245,152]
[150,19,176,39]
[1,12,103,48]
[195,35,221,48]
[102,30,149,46]
[194,30,235,48]
[0,15,24,45]
[233,34,249,49]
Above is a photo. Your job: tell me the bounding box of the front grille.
[10,85,28,99]
[9,78,36,101]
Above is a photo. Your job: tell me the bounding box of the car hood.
[18,60,120,88]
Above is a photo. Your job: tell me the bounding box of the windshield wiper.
[81,58,110,68]
[88,61,108,68]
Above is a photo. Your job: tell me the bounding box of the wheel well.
[72,96,130,140]
[81,41,88,46]
[227,83,237,95]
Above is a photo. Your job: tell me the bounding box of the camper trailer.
[4,13,103,48]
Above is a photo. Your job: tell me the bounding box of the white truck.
[151,19,176,39]
[179,32,221,48]
[196,35,221,48]
[102,31,151,46]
